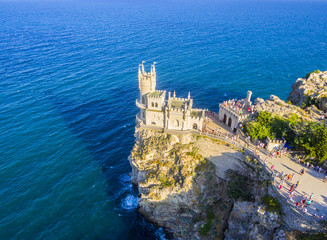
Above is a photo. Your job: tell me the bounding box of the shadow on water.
[44,90,162,240]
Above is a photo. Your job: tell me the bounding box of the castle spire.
[151,62,156,75]
[138,64,141,75]
[188,91,190,99]
[173,90,176,98]
[142,61,145,73]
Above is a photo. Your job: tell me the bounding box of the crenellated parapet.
[265,136,286,151]
[218,92,252,132]
[219,104,240,118]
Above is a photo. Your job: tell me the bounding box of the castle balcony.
[135,113,144,125]
[136,99,146,109]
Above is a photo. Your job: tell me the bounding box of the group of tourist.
[274,170,297,191]
[270,165,325,218]
[256,141,266,150]
[222,99,251,115]
[294,155,327,182]
[270,147,288,158]
[294,193,318,215]
[269,160,327,219]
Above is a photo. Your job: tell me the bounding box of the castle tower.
[138,62,156,101]
[136,62,158,125]
[246,90,252,108]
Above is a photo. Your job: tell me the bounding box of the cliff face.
[254,95,321,122]
[129,128,232,239]
[129,128,284,239]
[287,70,327,112]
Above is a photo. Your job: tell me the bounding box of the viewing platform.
[136,99,146,109]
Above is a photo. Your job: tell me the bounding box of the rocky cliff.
[254,94,322,122]
[129,128,285,239]
[287,70,327,112]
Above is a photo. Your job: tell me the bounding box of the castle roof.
[170,100,185,109]
[191,110,203,118]
[148,91,164,98]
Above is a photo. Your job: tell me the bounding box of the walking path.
[202,114,327,223]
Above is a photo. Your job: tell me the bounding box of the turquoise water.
[0,0,327,239]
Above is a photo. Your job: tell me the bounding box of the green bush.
[262,195,281,215]
[199,206,215,235]
[244,111,327,162]
[305,70,320,78]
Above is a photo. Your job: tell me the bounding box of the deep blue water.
[0,0,327,239]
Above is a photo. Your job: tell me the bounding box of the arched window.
[174,120,179,127]
[193,123,197,130]
[151,122,156,125]
[151,102,154,107]
[142,111,145,118]
[223,114,227,124]
[155,103,158,107]
[228,117,232,127]
[142,96,146,104]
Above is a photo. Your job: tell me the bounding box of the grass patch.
[262,195,281,215]
[199,206,215,235]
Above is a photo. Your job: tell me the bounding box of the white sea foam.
[121,194,138,211]
[155,228,167,240]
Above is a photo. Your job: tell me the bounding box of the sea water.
[0,0,327,239]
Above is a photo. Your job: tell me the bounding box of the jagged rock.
[270,95,281,102]
[255,98,265,104]
[287,70,327,111]
[253,94,321,122]
[225,201,281,240]
[273,229,287,240]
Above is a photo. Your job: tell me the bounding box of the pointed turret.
[138,62,156,96]
[151,62,156,76]
[188,91,190,99]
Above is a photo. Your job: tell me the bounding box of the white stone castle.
[136,62,204,131]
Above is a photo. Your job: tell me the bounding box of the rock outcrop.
[129,128,286,239]
[287,70,327,112]
[129,129,233,239]
[253,94,322,122]
[225,200,282,240]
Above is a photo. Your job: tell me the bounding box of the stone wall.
[218,104,240,131]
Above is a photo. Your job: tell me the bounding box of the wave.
[120,194,138,211]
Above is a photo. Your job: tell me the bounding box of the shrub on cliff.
[244,111,327,162]
[261,195,281,215]
[305,69,320,79]
[199,206,215,235]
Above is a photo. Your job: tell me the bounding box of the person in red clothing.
[290,184,294,192]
